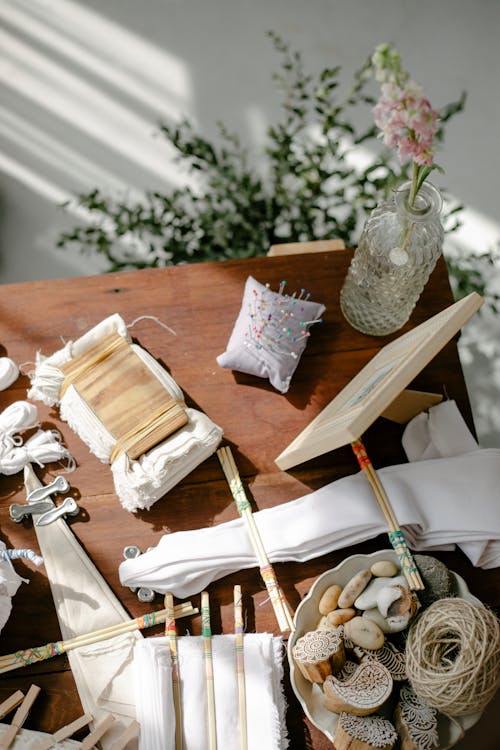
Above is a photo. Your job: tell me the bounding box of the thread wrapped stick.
[201,591,217,750]
[351,438,424,590]
[0,601,197,674]
[217,446,294,631]
[234,585,248,750]
[165,592,183,750]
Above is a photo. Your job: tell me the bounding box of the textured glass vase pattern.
[340,181,444,336]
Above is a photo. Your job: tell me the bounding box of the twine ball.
[406,598,500,716]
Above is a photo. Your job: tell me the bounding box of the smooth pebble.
[370,560,398,578]
[319,584,342,615]
[337,569,372,608]
[344,616,385,650]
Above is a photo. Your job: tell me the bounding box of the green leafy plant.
[58,32,466,275]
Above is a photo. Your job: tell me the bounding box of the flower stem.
[408,162,420,208]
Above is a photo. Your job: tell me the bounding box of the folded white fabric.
[0,541,27,634]
[27,314,223,511]
[134,634,287,750]
[119,401,500,597]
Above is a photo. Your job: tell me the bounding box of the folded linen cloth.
[119,401,500,597]
[0,541,27,634]
[134,634,287,750]
[28,314,223,511]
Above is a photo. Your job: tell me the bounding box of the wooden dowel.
[217,446,293,631]
[201,591,217,750]
[34,713,95,750]
[0,603,198,673]
[234,585,248,750]
[351,439,424,591]
[165,593,183,750]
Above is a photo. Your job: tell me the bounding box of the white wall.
[1,0,499,442]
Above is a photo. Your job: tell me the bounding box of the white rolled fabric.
[119,401,500,597]
[134,634,288,750]
[0,357,19,390]
[28,314,223,511]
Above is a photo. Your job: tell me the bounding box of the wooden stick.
[217,446,294,632]
[0,691,24,721]
[351,439,424,590]
[0,685,40,749]
[165,593,183,750]
[234,585,248,750]
[80,713,115,750]
[201,591,217,750]
[0,602,198,674]
[33,714,94,750]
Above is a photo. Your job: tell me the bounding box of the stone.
[319,584,342,615]
[338,569,372,608]
[325,608,356,628]
[370,560,398,578]
[344,616,385,650]
[354,575,406,610]
[413,554,457,608]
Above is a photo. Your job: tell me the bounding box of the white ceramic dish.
[288,549,483,750]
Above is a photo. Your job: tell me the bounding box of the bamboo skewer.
[165,593,183,750]
[234,585,248,750]
[351,438,424,590]
[217,446,294,632]
[0,602,198,674]
[201,591,217,750]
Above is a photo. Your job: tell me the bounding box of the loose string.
[1,549,43,567]
[126,315,177,337]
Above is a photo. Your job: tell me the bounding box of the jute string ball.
[406,598,500,716]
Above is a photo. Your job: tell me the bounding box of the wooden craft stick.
[0,602,198,674]
[108,720,140,750]
[0,691,24,720]
[33,713,94,750]
[217,446,294,632]
[201,591,217,750]
[351,439,424,590]
[80,713,115,750]
[0,685,40,749]
[165,593,183,750]
[234,585,248,750]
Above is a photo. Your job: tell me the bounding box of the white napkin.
[134,634,287,750]
[0,541,27,634]
[119,401,500,597]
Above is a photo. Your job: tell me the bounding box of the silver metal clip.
[27,475,70,505]
[9,499,55,523]
[35,497,80,526]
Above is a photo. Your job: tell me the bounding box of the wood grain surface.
[0,252,498,748]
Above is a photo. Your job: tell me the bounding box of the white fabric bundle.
[28,314,223,511]
[0,356,19,390]
[0,541,27,634]
[134,634,288,750]
[119,401,500,597]
[0,401,73,475]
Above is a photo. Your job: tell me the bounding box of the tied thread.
[1,549,43,567]
[259,563,286,609]
[15,641,65,667]
[388,530,418,575]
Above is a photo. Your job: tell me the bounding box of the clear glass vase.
[340,181,444,336]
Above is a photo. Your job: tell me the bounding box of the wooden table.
[0,251,498,748]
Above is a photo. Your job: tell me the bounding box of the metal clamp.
[35,497,80,526]
[27,475,70,505]
[9,499,55,523]
[122,546,155,603]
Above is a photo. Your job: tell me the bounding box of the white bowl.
[288,549,483,749]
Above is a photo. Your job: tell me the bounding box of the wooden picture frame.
[275,292,483,470]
